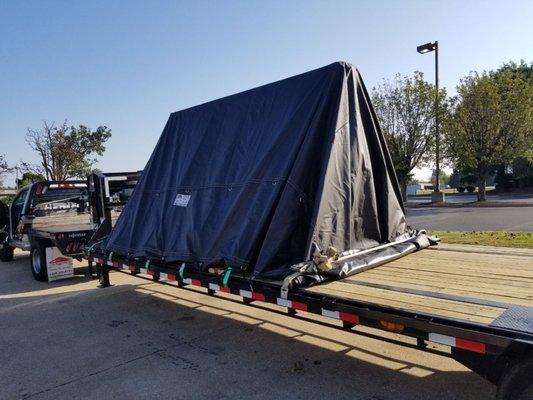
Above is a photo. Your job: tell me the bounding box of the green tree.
[372,71,449,202]
[16,172,45,188]
[23,121,112,181]
[512,149,533,187]
[445,71,532,201]
[493,60,533,83]
[493,60,533,188]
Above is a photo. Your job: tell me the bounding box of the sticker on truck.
[46,247,74,282]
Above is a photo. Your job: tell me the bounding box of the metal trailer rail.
[84,171,533,399]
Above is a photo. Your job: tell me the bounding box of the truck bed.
[304,243,533,331]
[32,223,95,234]
[30,211,91,231]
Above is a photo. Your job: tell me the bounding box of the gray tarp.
[106,62,421,280]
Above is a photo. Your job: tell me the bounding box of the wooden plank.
[385,258,533,278]
[401,251,533,270]
[357,268,533,293]
[343,275,533,307]
[312,280,505,317]
[389,253,533,271]
[384,263,533,281]
[305,283,503,324]
[433,243,533,258]
[350,272,533,302]
[32,212,91,229]
[372,266,533,289]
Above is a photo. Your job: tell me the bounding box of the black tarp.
[106,62,423,280]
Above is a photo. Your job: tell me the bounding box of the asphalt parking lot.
[406,206,533,231]
[0,250,494,400]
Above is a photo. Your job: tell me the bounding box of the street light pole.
[434,40,440,193]
[417,40,444,202]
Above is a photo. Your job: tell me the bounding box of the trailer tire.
[496,356,533,400]
[30,240,49,281]
[0,242,14,262]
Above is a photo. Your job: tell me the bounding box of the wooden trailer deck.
[305,244,533,327]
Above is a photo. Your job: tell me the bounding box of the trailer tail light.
[380,320,405,333]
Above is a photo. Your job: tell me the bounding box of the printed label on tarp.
[173,194,191,207]
[46,247,74,282]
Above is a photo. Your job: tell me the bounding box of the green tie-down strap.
[179,263,185,281]
[222,266,233,287]
[84,235,109,253]
[144,259,150,269]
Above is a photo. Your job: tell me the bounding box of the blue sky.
[1,0,532,185]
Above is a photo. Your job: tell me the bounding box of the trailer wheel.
[30,241,49,281]
[496,356,533,400]
[0,242,14,262]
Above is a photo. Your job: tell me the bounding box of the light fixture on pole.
[417,40,444,203]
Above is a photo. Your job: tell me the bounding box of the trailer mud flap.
[46,247,74,281]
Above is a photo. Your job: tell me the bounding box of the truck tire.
[30,241,49,281]
[496,356,533,400]
[0,242,14,262]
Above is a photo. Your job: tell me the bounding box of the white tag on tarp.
[46,247,74,282]
[173,194,191,207]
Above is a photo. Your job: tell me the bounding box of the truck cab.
[0,181,94,280]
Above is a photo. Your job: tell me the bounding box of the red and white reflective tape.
[183,278,202,287]
[428,333,486,354]
[140,267,153,275]
[208,283,231,293]
[159,272,175,281]
[276,298,308,311]
[239,289,266,302]
[321,308,360,324]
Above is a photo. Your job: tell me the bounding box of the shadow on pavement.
[0,269,495,400]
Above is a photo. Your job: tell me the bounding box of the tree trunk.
[400,176,408,205]
[477,175,487,201]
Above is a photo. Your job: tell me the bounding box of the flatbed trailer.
[87,243,533,400]
[84,170,533,399]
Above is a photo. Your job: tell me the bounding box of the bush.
[466,185,476,192]
[457,186,466,193]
